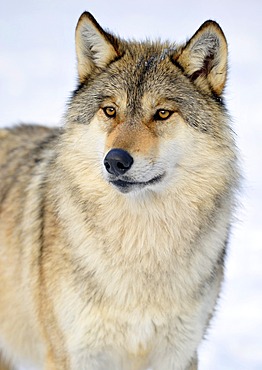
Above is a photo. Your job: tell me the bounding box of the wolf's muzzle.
[104,149,134,176]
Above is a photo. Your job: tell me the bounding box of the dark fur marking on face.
[171,57,185,74]
[71,82,87,98]
[108,51,126,67]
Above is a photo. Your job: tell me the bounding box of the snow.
[0,0,261,369]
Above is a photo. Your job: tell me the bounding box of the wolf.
[0,11,239,370]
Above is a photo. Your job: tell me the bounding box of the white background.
[0,1,261,369]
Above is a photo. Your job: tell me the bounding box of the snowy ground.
[1,1,261,369]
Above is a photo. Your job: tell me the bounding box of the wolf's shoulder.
[1,123,59,140]
[0,124,60,147]
[0,124,61,168]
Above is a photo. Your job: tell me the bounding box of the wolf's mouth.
[109,173,165,193]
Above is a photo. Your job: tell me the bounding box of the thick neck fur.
[50,134,234,311]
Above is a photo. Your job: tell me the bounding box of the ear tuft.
[174,21,228,96]
[75,12,119,82]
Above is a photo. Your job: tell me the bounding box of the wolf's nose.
[104,149,134,176]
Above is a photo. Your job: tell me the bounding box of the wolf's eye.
[103,107,116,118]
[154,109,173,121]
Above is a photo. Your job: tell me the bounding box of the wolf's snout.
[104,149,134,176]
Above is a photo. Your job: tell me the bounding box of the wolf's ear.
[75,12,119,82]
[174,21,228,96]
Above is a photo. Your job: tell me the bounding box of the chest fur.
[57,188,227,311]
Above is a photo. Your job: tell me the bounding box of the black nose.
[104,149,134,176]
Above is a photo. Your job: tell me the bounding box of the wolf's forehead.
[128,45,176,76]
[104,49,178,102]
[136,47,175,69]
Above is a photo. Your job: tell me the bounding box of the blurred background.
[0,1,261,369]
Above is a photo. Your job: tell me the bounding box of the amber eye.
[154,109,173,121]
[103,107,116,118]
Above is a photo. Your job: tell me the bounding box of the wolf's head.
[64,12,235,196]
